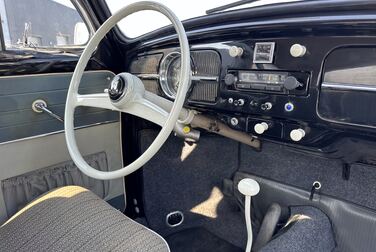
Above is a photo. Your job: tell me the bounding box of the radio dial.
[254,122,269,134]
[225,73,237,86]
[283,76,302,90]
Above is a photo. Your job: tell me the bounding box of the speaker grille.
[189,50,221,103]
[189,81,218,103]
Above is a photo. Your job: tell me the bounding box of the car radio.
[225,70,310,95]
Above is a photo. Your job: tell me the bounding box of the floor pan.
[166,227,243,252]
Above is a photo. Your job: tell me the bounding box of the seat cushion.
[0,186,169,252]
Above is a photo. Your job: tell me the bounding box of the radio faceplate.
[226,70,310,96]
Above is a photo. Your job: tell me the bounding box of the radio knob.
[290,129,306,142]
[229,46,244,57]
[283,76,302,90]
[254,122,269,134]
[225,73,237,86]
[290,44,307,57]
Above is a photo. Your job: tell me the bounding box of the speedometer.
[159,52,193,99]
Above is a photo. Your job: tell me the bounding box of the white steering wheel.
[64,1,190,180]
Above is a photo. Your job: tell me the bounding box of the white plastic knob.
[230,117,239,126]
[238,178,260,197]
[290,44,307,57]
[290,129,306,142]
[229,46,244,57]
[254,122,269,134]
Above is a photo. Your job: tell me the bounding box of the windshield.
[106,0,301,38]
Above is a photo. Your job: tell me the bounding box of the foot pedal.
[252,203,282,251]
[222,178,234,197]
[166,211,184,227]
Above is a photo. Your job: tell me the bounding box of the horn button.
[108,75,127,101]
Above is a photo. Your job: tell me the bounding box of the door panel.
[0,71,123,224]
[0,71,118,143]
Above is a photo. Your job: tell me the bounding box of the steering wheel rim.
[64,1,190,180]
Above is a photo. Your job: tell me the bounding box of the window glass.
[0,0,89,49]
[105,0,300,38]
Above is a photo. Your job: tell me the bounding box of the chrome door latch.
[32,99,64,123]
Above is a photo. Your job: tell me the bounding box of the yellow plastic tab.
[182,126,191,134]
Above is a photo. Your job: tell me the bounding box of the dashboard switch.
[290,129,306,142]
[229,46,244,57]
[234,99,245,106]
[284,102,294,112]
[261,102,273,111]
[290,44,307,57]
[228,98,234,104]
[254,122,269,134]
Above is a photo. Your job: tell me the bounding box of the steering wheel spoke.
[75,93,120,111]
[74,91,169,126]
[124,97,168,127]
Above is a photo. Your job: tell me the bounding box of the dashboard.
[127,15,376,159]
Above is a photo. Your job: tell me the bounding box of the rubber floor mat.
[166,227,243,252]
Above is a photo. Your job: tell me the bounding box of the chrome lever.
[32,99,64,123]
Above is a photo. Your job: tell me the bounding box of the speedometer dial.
[159,52,193,99]
[167,55,181,95]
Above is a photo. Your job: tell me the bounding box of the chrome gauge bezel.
[159,52,194,99]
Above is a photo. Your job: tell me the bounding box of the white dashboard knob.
[238,178,260,197]
[290,44,307,57]
[229,46,244,57]
[254,122,269,134]
[230,117,239,126]
[290,129,306,142]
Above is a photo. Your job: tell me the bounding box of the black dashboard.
[125,2,376,163]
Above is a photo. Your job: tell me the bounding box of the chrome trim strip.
[0,119,119,145]
[136,74,220,101]
[191,75,219,81]
[137,73,160,80]
[322,82,376,92]
[137,73,219,82]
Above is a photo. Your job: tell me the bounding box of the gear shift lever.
[238,178,260,252]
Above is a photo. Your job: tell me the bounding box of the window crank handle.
[32,99,64,123]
